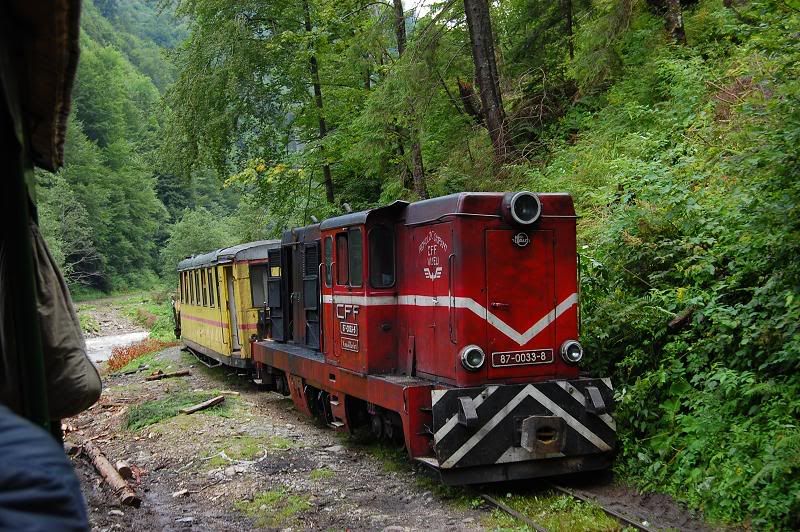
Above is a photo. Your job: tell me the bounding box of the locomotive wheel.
[370,414,384,439]
[383,414,395,441]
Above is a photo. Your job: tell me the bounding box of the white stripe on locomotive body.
[555,381,617,431]
[321,293,578,347]
[440,384,612,469]
[433,386,499,443]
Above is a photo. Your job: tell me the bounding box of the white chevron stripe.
[321,293,578,346]
[440,384,536,468]
[495,447,564,464]
[554,381,617,431]
[440,384,612,469]
[433,386,499,443]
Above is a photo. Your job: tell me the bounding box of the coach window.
[369,225,395,288]
[195,270,201,306]
[323,236,332,287]
[188,271,194,305]
[208,269,215,307]
[250,264,268,307]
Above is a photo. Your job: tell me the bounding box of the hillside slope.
[519,2,799,527]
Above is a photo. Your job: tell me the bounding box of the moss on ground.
[309,467,335,480]
[484,491,620,531]
[235,489,310,528]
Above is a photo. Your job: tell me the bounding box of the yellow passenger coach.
[176,240,280,368]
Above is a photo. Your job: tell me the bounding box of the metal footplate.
[429,378,616,483]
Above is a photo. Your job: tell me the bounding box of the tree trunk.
[410,141,427,198]
[463,0,514,163]
[393,0,406,56]
[665,0,687,45]
[393,0,428,198]
[303,0,335,203]
[563,0,574,60]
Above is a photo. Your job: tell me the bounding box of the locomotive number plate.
[491,349,553,368]
[340,322,359,337]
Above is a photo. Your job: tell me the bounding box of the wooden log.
[83,441,141,507]
[218,390,240,396]
[179,395,225,415]
[668,305,696,331]
[116,460,133,480]
[145,369,191,381]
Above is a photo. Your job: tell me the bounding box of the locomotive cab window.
[335,229,362,287]
[369,225,395,288]
[250,264,268,308]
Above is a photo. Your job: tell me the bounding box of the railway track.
[481,483,654,532]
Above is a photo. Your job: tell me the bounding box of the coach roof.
[177,240,280,271]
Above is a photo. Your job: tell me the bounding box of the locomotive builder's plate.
[491,349,553,367]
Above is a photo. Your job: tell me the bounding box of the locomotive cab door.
[267,248,285,341]
[412,223,453,378]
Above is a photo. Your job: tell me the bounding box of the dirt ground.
[66,344,719,531]
[67,347,486,531]
[77,297,146,338]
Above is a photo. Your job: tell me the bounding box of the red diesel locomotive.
[177,192,616,484]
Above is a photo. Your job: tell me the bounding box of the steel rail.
[549,483,653,532]
[481,493,549,532]
[482,485,655,532]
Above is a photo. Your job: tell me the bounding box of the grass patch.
[125,391,228,430]
[78,311,100,335]
[235,489,310,528]
[205,434,295,468]
[117,291,178,342]
[485,491,620,531]
[309,467,335,480]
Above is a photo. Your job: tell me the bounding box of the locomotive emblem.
[424,266,443,280]
[512,232,530,247]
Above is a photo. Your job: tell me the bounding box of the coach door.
[225,266,241,351]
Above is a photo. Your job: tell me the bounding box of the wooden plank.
[179,395,225,415]
[145,369,191,381]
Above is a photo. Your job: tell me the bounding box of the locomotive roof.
[177,239,280,270]
[319,200,409,230]
[318,193,575,229]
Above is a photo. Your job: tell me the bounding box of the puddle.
[86,331,149,362]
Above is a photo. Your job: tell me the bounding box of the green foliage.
[159,208,237,277]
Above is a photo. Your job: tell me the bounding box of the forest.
[37,0,799,527]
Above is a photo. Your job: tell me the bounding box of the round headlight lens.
[560,340,583,364]
[460,345,486,372]
[510,192,542,225]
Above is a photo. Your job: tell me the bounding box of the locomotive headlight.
[560,340,584,364]
[504,191,542,226]
[460,345,486,372]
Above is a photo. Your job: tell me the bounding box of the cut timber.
[145,369,191,381]
[219,390,240,396]
[115,460,133,480]
[179,395,225,415]
[83,441,141,507]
